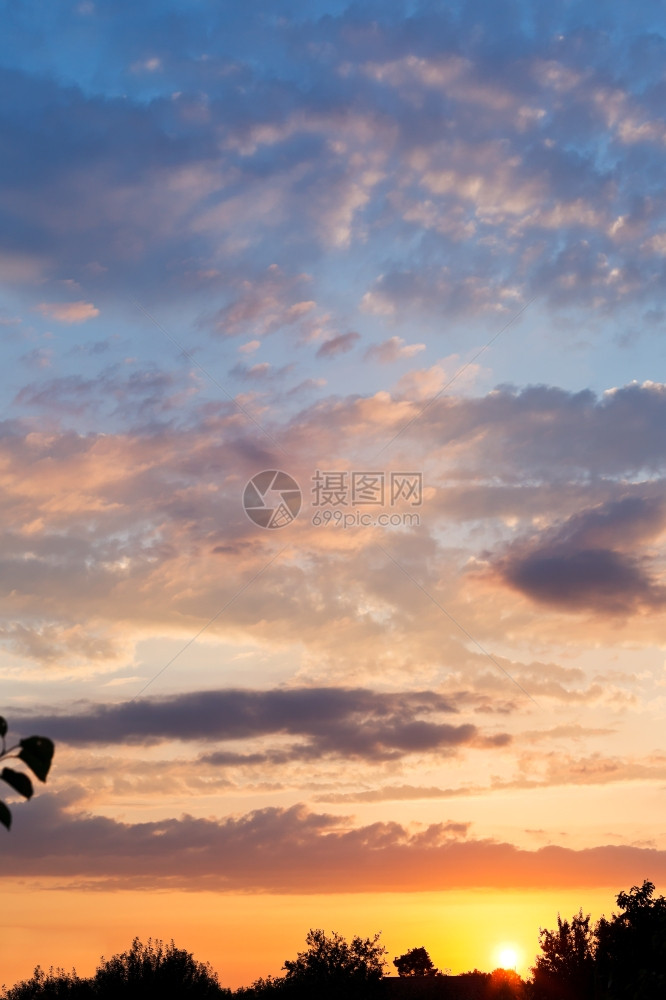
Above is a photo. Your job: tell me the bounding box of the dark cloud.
[18,686,507,762]
[503,549,661,613]
[495,495,666,613]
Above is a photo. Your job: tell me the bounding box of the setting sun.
[496,946,520,970]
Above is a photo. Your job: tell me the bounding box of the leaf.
[0,800,11,830]
[0,717,7,739]
[1,767,33,799]
[18,737,54,782]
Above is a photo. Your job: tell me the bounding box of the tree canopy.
[94,937,227,999]
[393,947,440,977]
[595,880,666,999]
[529,881,666,1000]
[282,928,386,998]
[528,909,595,1000]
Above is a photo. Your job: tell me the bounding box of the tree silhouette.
[595,880,666,999]
[0,716,54,830]
[393,947,440,977]
[1,965,90,1000]
[528,909,595,1000]
[93,937,228,999]
[234,975,289,997]
[1,938,228,999]
[282,928,386,998]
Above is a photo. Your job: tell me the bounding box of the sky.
[1,0,666,989]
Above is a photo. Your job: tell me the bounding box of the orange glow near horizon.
[0,883,623,990]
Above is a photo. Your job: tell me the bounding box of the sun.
[496,945,520,970]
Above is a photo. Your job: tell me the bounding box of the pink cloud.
[239,340,261,354]
[36,301,100,324]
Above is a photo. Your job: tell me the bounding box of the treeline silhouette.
[2,881,664,1000]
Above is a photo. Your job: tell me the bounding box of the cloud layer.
[4,795,665,893]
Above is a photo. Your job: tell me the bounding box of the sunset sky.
[1,0,666,989]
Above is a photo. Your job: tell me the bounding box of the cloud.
[0,7,663,326]
[364,337,425,363]
[239,340,261,354]
[228,361,294,383]
[18,686,508,763]
[35,301,99,324]
[494,495,666,613]
[14,363,188,420]
[316,785,469,804]
[2,375,666,684]
[502,549,662,613]
[20,347,53,370]
[360,267,531,322]
[316,332,361,359]
[131,56,162,74]
[0,4,665,342]
[4,794,666,893]
[315,748,666,802]
[390,381,666,481]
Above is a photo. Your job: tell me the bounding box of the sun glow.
[496,945,520,970]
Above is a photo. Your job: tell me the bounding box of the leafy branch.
[0,716,54,830]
